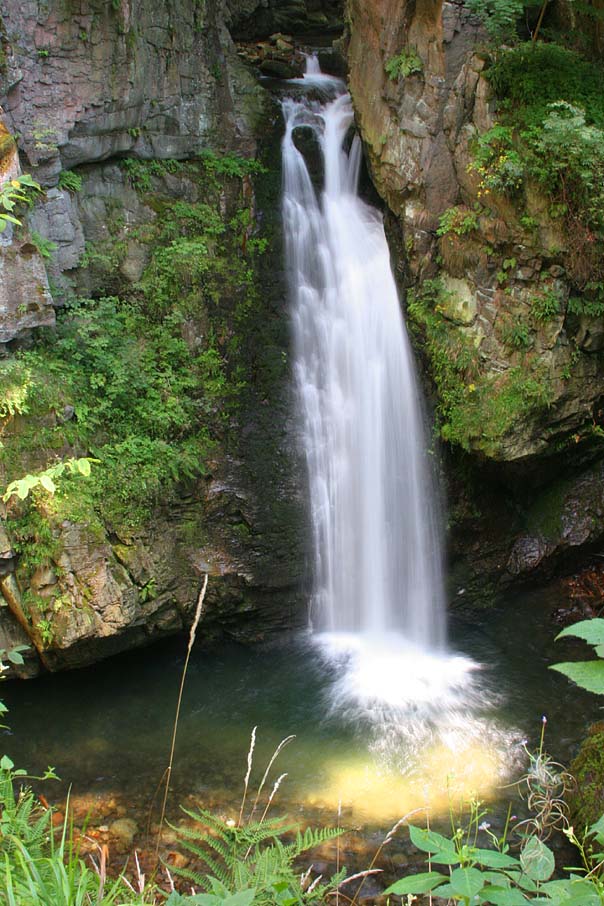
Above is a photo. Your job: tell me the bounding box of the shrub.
[437,206,479,237]
[384,47,423,80]
[487,43,604,129]
[57,170,83,193]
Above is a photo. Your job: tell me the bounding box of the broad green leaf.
[550,660,604,694]
[450,866,485,898]
[481,886,530,905]
[589,814,604,844]
[7,650,24,665]
[482,871,512,886]
[39,474,56,493]
[384,871,448,895]
[432,848,463,864]
[474,848,519,868]
[425,881,457,897]
[520,836,555,882]
[76,458,91,476]
[506,870,538,891]
[556,618,604,646]
[0,756,14,770]
[224,890,256,906]
[409,824,457,855]
[16,480,29,500]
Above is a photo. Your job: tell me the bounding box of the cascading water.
[282,75,445,651]
[277,60,523,813]
[280,61,485,717]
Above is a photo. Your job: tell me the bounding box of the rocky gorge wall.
[0,0,319,677]
[345,0,604,605]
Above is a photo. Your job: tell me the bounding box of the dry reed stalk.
[154,573,208,860]
[248,734,296,821]
[336,798,342,906]
[350,807,428,906]
[238,725,257,827]
[258,772,287,826]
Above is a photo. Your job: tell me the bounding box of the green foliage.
[384,47,423,80]
[487,43,604,130]
[57,170,83,193]
[6,508,60,579]
[121,157,184,193]
[2,458,94,502]
[526,102,604,234]
[567,294,604,318]
[385,805,604,905]
[469,125,525,197]
[1,152,270,532]
[502,319,532,350]
[551,619,604,694]
[197,150,265,181]
[0,360,34,418]
[465,0,525,41]
[567,727,604,830]
[407,279,551,454]
[437,206,480,237]
[531,289,560,322]
[0,755,209,904]
[479,43,604,287]
[29,231,56,261]
[0,175,40,234]
[172,807,344,906]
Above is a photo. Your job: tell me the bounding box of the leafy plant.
[531,289,560,322]
[0,175,41,233]
[551,618,604,694]
[2,458,94,503]
[502,319,532,350]
[29,230,57,261]
[172,808,344,906]
[468,125,525,197]
[437,206,480,237]
[57,170,83,193]
[466,0,525,41]
[567,295,604,318]
[384,47,423,80]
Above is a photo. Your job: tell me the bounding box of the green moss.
[524,479,569,540]
[407,279,552,456]
[567,725,604,830]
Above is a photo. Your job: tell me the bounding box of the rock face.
[0,0,308,676]
[345,0,604,602]
[0,0,262,182]
[0,121,55,342]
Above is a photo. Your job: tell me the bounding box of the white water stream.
[283,73,445,646]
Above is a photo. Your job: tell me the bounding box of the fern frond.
[285,825,343,859]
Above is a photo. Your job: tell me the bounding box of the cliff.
[345,0,604,601]
[0,0,312,676]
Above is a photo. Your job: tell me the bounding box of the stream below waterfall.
[2,586,601,855]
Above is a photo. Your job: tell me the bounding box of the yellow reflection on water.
[305,739,508,824]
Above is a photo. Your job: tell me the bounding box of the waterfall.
[282,64,446,644]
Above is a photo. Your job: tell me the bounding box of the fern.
[171,807,346,905]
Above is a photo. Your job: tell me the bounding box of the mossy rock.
[0,122,15,161]
[567,723,604,830]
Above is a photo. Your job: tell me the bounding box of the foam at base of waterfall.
[312,631,524,791]
[313,631,482,713]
